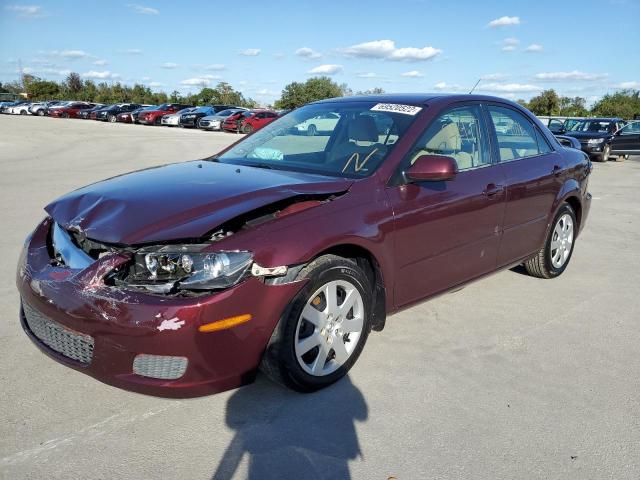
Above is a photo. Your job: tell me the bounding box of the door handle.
[483,183,504,197]
[552,165,562,177]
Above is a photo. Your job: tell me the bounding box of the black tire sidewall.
[274,260,372,391]
[543,204,577,277]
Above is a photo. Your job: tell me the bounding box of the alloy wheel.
[295,280,364,376]
[550,213,574,268]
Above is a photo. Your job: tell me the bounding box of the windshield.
[156,104,170,111]
[569,120,612,133]
[215,109,238,117]
[216,101,420,178]
[193,106,212,113]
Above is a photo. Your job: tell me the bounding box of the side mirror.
[406,155,457,182]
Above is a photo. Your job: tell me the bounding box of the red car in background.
[222,109,278,133]
[17,94,592,398]
[138,103,193,126]
[49,102,96,119]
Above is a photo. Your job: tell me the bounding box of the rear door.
[388,103,506,307]
[611,121,640,154]
[485,104,564,266]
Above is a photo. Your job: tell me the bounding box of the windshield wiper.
[245,162,274,170]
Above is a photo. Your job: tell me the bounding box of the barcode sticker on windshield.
[371,103,422,116]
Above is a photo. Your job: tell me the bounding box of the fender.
[546,178,582,236]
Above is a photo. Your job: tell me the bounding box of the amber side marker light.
[198,314,252,333]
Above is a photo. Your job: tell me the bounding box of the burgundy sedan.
[17,94,591,397]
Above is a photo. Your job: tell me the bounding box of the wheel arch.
[309,243,387,332]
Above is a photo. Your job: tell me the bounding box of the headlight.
[588,138,605,145]
[125,245,253,293]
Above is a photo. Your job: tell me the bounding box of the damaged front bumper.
[16,218,306,398]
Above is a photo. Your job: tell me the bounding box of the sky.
[1,0,639,105]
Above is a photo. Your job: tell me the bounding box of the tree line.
[0,72,259,108]
[1,72,638,119]
[517,89,640,119]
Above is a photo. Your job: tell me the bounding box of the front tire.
[242,124,254,134]
[260,255,372,392]
[601,144,611,162]
[524,203,577,279]
[108,114,116,123]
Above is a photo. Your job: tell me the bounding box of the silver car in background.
[198,107,247,131]
[160,107,197,127]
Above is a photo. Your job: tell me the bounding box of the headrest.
[426,122,461,151]
[348,115,379,142]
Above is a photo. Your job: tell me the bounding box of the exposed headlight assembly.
[125,245,253,293]
[588,138,605,144]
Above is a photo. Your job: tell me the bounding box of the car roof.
[578,117,622,122]
[310,93,533,107]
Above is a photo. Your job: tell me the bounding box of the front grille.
[22,301,94,364]
[133,354,187,380]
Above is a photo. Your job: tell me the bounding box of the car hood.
[45,160,353,245]
[564,131,611,140]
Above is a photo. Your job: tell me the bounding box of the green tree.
[527,89,561,116]
[558,96,588,117]
[275,76,344,109]
[591,90,640,119]
[65,72,83,96]
[26,79,60,99]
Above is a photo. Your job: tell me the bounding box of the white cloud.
[402,70,424,78]
[180,74,220,86]
[119,48,143,55]
[343,39,441,62]
[255,88,279,97]
[161,62,179,69]
[534,70,608,81]
[613,81,640,89]
[295,47,322,59]
[204,64,225,71]
[148,81,164,88]
[501,45,517,52]
[240,48,261,56]
[481,82,542,93]
[60,49,89,59]
[433,82,462,91]
[503,37,519,46]
[5,4,45,18]
[524,43,543,52]
[126,4,159,15]
[21,66,71,76]
[356,72,378,78]
[93,59,108,66]
[487,16,521,28]
[307,64,343,75]
[481,73,508,80]
[82,70,120,80]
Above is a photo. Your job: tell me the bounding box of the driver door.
[387,103,506,307]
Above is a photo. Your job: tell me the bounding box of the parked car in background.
[222,109,278,133]
[161,107,198,127]
[78,104,106,119]
[28,101,57,116]
[607,120,640,161]
[138,103,193,126]
[179,105,235,128]
[562,118,626,161]
[1,100,29,114]
[538,116,584,135]
[16,94,592,397]
[116,105,155,123]
[50,102,96,119]
[95,103,141,122]
[198,108,247,131]
[295,112,340,136]
[8,102,34,115]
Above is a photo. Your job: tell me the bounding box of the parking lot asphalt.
[1,115,639,480]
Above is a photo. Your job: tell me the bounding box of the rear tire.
[20,110,27,116]
[242,124,254,134]
[61,112,69,119]
[260,255,372,392]
[108,114,116,123]
[37,109,45,116]
[524,203,577,279]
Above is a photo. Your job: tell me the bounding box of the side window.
[406,105,489,171]
[620,121,640,135]
[535,128,552,154]
[488,106,543,162]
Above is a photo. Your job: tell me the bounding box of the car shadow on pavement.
[211,375,368,480]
